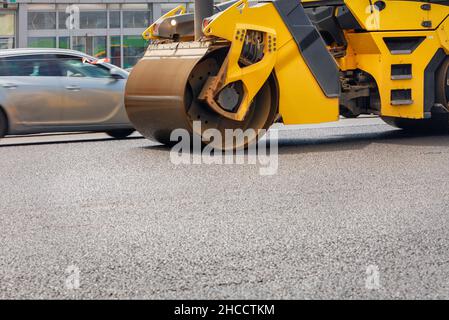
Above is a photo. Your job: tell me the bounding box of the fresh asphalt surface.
[1,117,449,299]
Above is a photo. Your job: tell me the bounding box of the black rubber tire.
[0,109,7,138]
[340,108,360,119]
[106,129,135,139]
[382,57,449,133]
[381,116,447,133]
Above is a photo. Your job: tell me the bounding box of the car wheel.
[0,109,7,138]
[340,106,360,119]
[106,129,135,139]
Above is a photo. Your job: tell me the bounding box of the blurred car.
[0,48,135,139]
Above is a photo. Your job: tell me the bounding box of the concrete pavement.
[1,117,449,299]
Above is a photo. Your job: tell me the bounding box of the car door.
[0,54,64,126]
[57,55,127,126]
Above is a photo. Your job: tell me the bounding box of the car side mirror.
[110,68,123,80]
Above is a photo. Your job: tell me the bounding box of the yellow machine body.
[202,0,339,125]
[125,0,449,149]
[202,0,449,122]
[339,0,449,119]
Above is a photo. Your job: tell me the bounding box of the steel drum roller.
[125,42,278,149]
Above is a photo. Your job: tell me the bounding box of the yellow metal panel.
[199,0,449,123]
[203,1,284,120]
[437,17,449,53]
[346,30,442,119]
[275,40,339,125]
[204,0,338,124]
[346,32,381,55]
[345,0,449,31]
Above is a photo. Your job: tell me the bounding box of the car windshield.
[58,57,111,78]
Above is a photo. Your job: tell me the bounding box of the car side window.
[57,55,111,79]
[0,58,9,77]
[0,54,61,77]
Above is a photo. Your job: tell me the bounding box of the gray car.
[0,48,135,139]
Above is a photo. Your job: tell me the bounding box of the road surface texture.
[1,117,449,299]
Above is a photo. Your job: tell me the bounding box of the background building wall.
[1,0,206,68]
[0,3,18,49]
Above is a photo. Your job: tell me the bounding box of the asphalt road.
[1,117,449,299]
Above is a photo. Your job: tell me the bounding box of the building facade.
[0,0,197,69]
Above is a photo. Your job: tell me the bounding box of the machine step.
[391,89,413,106]
[391,64,412,80]
[391,99,414,106]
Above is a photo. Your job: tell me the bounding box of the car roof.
[0,48,91,58]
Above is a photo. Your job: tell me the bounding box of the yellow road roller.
[125,0,449,149]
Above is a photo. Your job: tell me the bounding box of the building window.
[59,37,70,49]
[123,35,148,69]
[58,4,108,30]
[110,36,122,67]
[122,4,151,29]
[161,4,184,15]
[28,12,56,30]
[0,38,14,50]
[110,11,121,29]
[80,12,107,29]
[28,37,56,48]
[0,11,15,49]
[123,11,151,29]
[58,11,69,30]
[24,3,154,68]
[0,12,15,36]
[73,36,107,58]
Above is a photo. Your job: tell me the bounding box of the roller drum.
[125,42,278,149]
[125,43,209,145]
